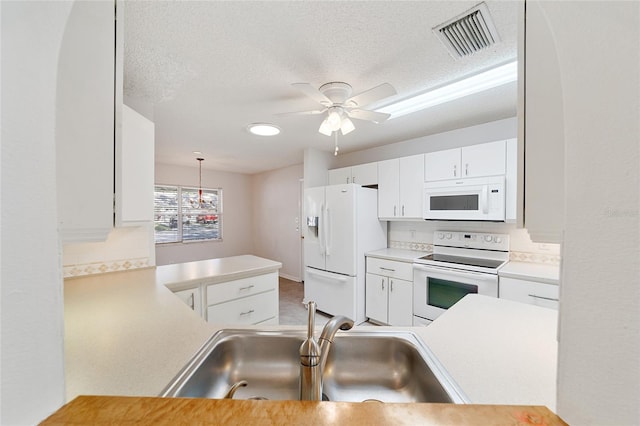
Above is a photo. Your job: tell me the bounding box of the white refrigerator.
[303,184,387,324]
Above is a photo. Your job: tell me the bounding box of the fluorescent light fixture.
[247,123,280,136]
[377,61,518,119]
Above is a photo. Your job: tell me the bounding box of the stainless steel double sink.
[161,329,468,404]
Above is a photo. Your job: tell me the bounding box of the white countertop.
[365,248,429,263]
[499,261,561,285]
[156,254,282,291]
[421,294,558,410]
[65,260,558,411]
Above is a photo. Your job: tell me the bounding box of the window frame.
[154,184,223,244]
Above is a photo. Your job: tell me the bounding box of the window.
[154,185,222,244]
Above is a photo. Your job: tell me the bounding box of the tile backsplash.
[62,224,156,278]
[388,221,561,265]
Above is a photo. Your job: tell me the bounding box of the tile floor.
[278,277,375,327]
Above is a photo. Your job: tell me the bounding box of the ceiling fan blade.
[276,108,326,116]
[347,109,391,124]
[347,83,397,108]
[292,83,332,106]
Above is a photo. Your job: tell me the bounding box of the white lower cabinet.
[205,272,279,325]
[173,286,203,318]
[365,258,413,326]
[499,277,559,310]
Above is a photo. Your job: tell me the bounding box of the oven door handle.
[413,264,496,281]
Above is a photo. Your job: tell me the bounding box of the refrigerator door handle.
[325,207,331,256]
[318,203,325,255]
[306,268,348,282]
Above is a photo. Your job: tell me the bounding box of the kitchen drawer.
[366,257,413,281]
[499,277,559,310]
[206,272,277,306]
[207,290,278,325]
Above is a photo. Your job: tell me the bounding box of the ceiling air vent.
[433,2,501,59]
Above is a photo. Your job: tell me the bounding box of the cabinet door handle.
[189,293,195,310]
[528,294,559,302]
[465,163,469,176]
[239,285,255,291]
[453,164,457,177]
[379,267,395,272]
[402,205,405,216]
[347,177,350,184]
[381,278,384,291]
[390,280,394,292]
[240,309,255,316]
[393,206,397,216]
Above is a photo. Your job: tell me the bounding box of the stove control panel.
[434,231,509,251]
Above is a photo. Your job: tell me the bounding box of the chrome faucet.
[299,301,354,400]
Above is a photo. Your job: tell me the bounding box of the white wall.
[544,2,640,424]
[331,117,517,168]
[155,163,254,265]
[251,164,304,281]
[303,148,331,188]
[1,2,71,424]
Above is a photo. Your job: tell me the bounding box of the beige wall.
[155,163,254,265]
[251,164,304,281]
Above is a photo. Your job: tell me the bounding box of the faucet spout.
[318,316,354,375]
[299,301,353,401]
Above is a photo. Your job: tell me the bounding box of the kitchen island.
[62,257,559,421]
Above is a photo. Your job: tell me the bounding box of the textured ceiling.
[124,1,519,174]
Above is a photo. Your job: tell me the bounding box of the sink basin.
[161,329,468,403]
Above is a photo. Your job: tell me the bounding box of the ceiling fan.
[283,81,397,137]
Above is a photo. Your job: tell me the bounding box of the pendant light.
[197,157,204,208]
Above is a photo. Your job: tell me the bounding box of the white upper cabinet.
[328,167,352,185]
[424,148,460,181]
[461,140,507,178]
[424,140,507,181]
[328,162,377,186]
[378,154,424,220]
[115,105,155,226]
[56,1,115,243]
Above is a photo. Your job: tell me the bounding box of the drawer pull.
[528,294,559,302]
[239,309,255,316]
[379,267,395,272]
[239,285,255,291]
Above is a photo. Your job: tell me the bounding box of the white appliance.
[423,176,505,221]
[413,231,509,325]
[304,184,387,324]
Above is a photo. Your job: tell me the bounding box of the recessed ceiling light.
[192,151,202,155]
[247,123,280,136]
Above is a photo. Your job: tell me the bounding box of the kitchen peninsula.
[63,256,558,420]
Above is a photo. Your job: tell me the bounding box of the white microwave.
[423,176,505,221]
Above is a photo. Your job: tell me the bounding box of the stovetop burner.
[417,253,506,270]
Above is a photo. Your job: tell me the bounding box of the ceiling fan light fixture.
[247,123,281,136]
[340,117,355,135]
[326,108,343,131]
[377,60,517,119]
[318,118,333,136]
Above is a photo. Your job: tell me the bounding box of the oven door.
[423,176,505,221]
[413,263,498,321]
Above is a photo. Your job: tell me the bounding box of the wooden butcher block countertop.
[41,396,567,426]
